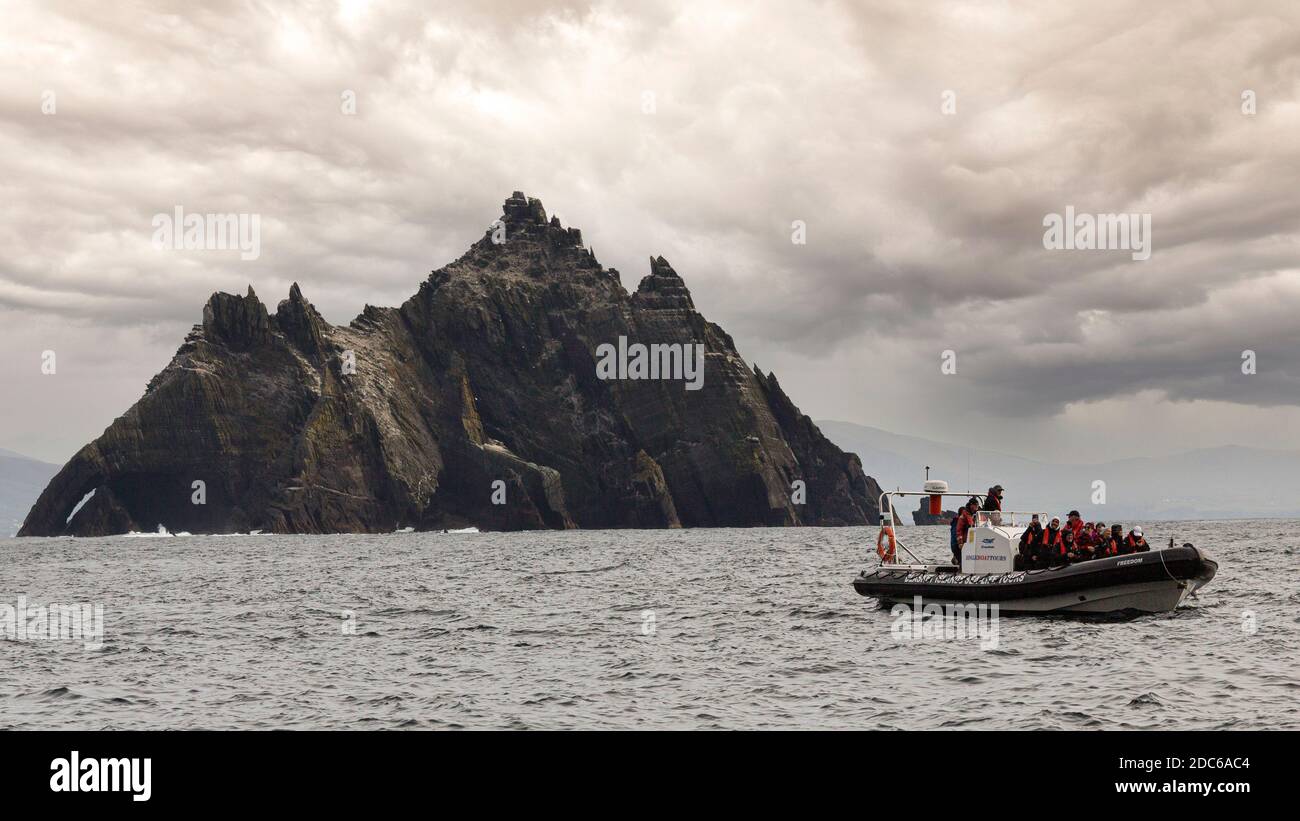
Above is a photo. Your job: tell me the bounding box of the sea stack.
[912,497,957,526]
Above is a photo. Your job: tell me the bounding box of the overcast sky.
[3,0,1299,467]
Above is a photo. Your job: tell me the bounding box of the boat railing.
[876,487,994,565]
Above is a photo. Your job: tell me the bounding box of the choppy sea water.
[1,519,1297,730]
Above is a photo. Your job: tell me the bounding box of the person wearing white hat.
[1124,526,1151,553]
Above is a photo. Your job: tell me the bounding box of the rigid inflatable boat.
[853,480,1218,615]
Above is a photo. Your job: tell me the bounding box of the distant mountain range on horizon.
[0,448,59,537]
[816,419,1300,522]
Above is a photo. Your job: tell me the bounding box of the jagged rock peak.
[649,255,681,279]
[634,255,695,310]
[485,191,595,265]
[203,286,271,350]
[502,191,548,226]
[276,282,326,354]
[281,281,320,314]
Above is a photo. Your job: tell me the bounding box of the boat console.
[961,521,1022,574]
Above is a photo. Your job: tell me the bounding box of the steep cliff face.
[20,193,882,535]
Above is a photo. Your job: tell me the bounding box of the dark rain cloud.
[1,0,1299,463]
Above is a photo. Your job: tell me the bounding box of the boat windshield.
[973,510,1048,528]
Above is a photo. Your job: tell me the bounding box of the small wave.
[1128,692,1164,706]
[15,686,85,702]
[371,606,459,617]
[537,561,627,576]
[788,607,851,620]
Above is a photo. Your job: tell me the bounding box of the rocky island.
[20,193,882,535]
[912,498,956,526]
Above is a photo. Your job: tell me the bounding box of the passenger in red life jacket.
[1093,524,1109,556]
[955,497,979,551]
[1122,526,1151,554]
[1032,517,1066,568]
[1018,514,1043,570]
[1060,527,1076,560]
[1099,524,1123,557]
[1089,522,1107,552]
[1076,522,1096,551]
[1066,510,1084,541]
[1085,522,1105,555]
[1063,528,1092,563]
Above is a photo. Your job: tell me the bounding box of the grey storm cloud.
[2,0,1299,464]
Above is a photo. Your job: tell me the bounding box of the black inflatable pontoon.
[853,544,1217,614]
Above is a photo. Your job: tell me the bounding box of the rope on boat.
[1158,543,1191,595]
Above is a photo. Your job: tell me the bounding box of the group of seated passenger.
[1016,510,1150,570]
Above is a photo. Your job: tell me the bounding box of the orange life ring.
[876,526,897,563]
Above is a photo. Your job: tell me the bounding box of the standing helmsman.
[981,485,1004,511]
